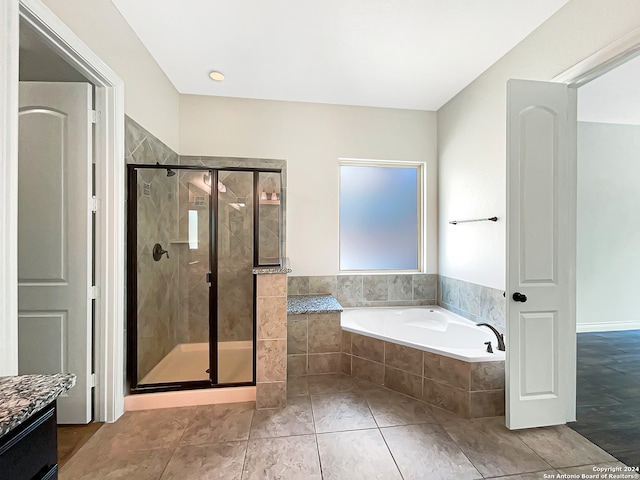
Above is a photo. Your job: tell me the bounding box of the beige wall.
[42,0,180,151]
[437,0,640,290]
[180,95,438,276]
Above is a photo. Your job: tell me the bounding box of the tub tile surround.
[288,273,505,332]
[288,273,438,306]
[341,332,505,418]
[287,311,341,377]
[439,275,506,333]
[308,313,342,353]
[286,294,345,379]
[308,352,342,375]
[287,305,506,418]
[288,273,506,418]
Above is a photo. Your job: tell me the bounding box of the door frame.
[553,27,640,88]
[504,26,640,426]
[0,0,125,422]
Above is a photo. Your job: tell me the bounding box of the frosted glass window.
[340,164,420,271]
[188,210,198,250]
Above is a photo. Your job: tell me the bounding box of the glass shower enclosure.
[127,164,282,392]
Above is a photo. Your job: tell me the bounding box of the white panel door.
[506,79,577,430]
[18,82,93,424]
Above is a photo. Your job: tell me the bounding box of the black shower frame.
[126,164,283,394]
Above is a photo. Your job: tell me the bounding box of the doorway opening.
[505,27,640,431]
[17,18,98,425]
[566,49,640,467]
[9,0,127,423]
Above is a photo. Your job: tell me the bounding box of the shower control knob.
[512,292,527,303]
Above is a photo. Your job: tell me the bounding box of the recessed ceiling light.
[209,71,225,82]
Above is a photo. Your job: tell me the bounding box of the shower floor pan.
[139,341,253,385]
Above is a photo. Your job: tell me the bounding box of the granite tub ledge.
[0,373,76,437]
[287,295,344,315]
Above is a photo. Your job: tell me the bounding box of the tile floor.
[57,422,103,468]
[568,330,640,467]
[60,374,638,480]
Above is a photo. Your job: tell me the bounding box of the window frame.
[338,158,426,274]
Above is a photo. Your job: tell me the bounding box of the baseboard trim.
[577,321,640,333]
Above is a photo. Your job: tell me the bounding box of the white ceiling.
[578,53,640,125]
[111,0,569,111]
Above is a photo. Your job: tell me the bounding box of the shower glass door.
[216,170,255,384]
[128,165,269,392]
[130,166,213,388]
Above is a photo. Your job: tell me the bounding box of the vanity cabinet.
[0,401,58,480]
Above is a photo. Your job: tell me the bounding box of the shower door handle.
[205,272,212,285]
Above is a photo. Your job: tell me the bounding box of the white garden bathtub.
[341,306,505,362]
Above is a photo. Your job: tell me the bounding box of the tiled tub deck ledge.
[0,373,76,437]
[287,295,344,315]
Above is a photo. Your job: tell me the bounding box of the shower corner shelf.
[259,200,280,206]
[169,239,189,244]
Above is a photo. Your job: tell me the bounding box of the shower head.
[155,161,176,177]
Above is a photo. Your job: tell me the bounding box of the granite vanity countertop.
[287,295,344,315]
[0,373,76,437]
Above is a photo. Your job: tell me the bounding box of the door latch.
[512,292,528,302]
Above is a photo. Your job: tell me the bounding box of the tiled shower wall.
[134,169,180,380]
[126,116,180,380]
[287,274,506,332]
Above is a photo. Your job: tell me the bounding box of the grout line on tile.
[378,428,408,480]
[128,136,147,157]
[156,446,176,480]
[239,435,251,480]
[513,433,558,472]
[362,392,382,430]
[437,423,485,479]
[307,388,324,480]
